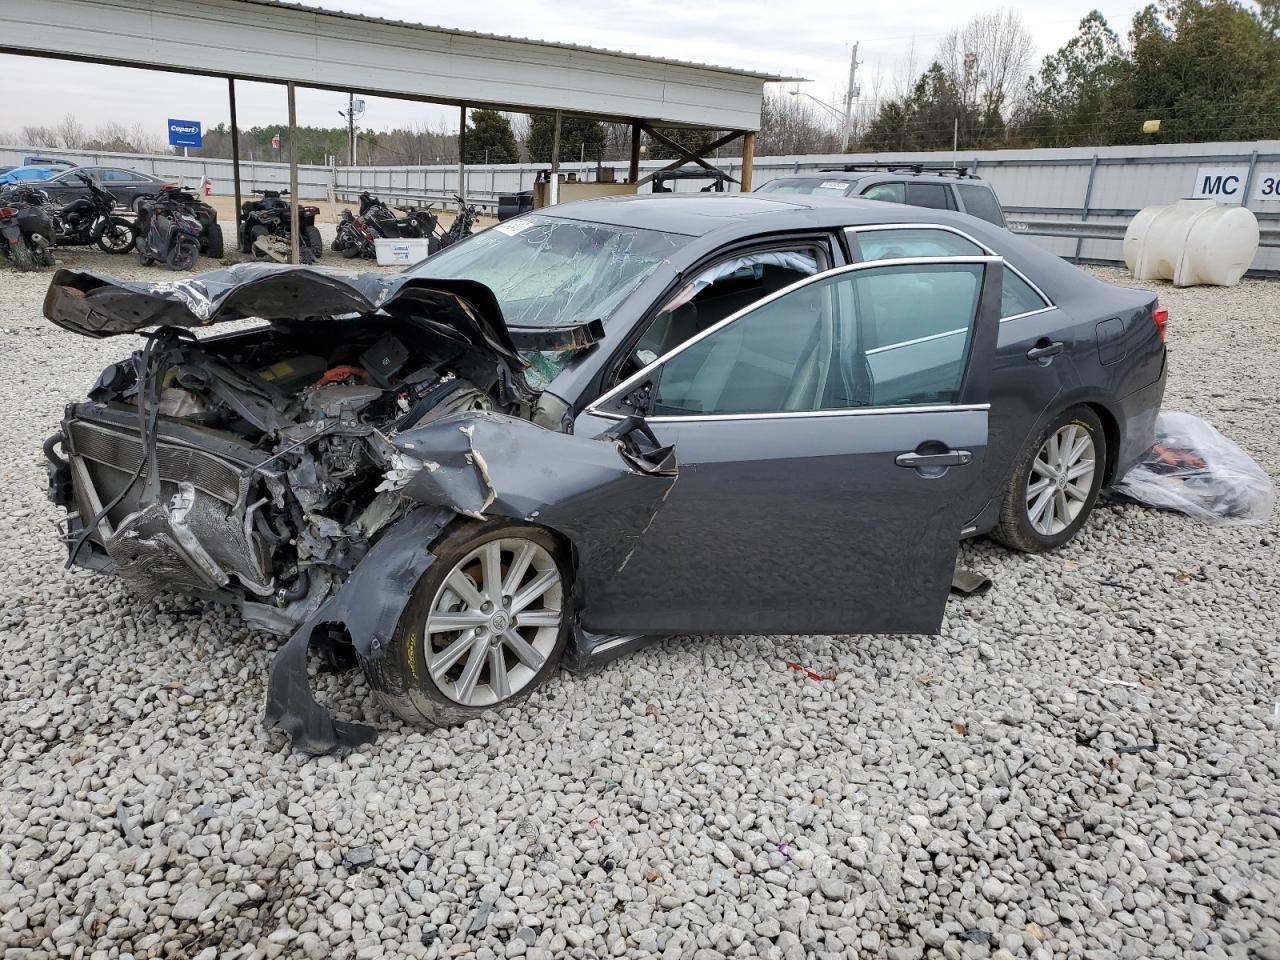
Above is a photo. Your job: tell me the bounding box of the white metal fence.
[5,140,1279,272]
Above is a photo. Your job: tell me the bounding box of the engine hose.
[43,433,68,469]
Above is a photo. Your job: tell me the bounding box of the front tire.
[366,520,571,728]
[992,405,1106,553]
[166,236,199,272]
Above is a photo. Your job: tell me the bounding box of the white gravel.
[1,248,1277,960]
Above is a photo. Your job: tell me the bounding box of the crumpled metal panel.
[42,263,523,363]
[263,412,679,755]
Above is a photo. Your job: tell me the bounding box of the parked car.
[756,164,1008,228]
[38,165,172,209]
[0,165,64,185]
[42,193,1166,752]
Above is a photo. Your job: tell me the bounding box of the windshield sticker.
[493,217,533,237]
[819,181,849,190]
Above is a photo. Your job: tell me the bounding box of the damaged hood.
[43,263,525,364]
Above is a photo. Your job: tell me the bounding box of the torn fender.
[263,507,451,755]
[265,414,678,754]
[396,411,679,582]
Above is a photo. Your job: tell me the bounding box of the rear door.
[847,225,1071,529]
[576,256,1004,637]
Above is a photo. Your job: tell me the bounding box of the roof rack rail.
[818,162,979,179]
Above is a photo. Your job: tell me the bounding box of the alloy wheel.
[1025,423,1097,536]
[425,538,563,707]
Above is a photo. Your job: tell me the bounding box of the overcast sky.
[0,0,1148,142]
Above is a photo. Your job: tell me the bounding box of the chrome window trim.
[844,222,1055,313]
[585,254,1001,421]
[590,402,992,425]
[865,326,968,356]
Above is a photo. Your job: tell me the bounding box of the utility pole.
[338,94,365,166]
[841,42,861,152]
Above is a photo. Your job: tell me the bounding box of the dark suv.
[755,164,1007,228]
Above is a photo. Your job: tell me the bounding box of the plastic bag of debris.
[1112,411,1274,524]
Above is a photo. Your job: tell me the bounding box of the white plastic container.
[374,238,430,266]
[1123,199,1258,287]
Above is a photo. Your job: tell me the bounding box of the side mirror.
[593,416,676,476]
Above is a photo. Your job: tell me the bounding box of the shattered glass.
[409,215,687,329]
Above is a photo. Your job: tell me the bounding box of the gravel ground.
[0,247,1277,960]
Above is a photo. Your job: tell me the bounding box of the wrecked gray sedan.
[43,195,1165,754]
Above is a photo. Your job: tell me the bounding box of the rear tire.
[7,240,34,272]
[204,224,224,259]
[365,519,571,729]
[991,405,1107,553]
[96,217,137,254]
[304,225,323,260]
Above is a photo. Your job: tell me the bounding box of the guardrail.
[1008,217,1280,249]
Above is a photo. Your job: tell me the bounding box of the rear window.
[904,182,953,210]
[757,177,855,198]
[956,183,1006,226]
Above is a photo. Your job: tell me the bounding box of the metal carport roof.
[0,0,796,131]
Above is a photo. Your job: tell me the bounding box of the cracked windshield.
[411,214,688,386]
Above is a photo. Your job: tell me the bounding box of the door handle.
[895,450,972,468]
[1027,339,1064,362]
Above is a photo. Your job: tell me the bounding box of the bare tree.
[21,124,59,147]
[54,114,88,150]
[757,90,841,156]
[936,9,1035,140]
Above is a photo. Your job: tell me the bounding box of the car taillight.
[1153,305,1168,343]
[0,207,15,218]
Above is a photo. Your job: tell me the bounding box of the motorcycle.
[429,196,478,253]
[332,192,438,259]
[333,207,379,259]
[148,183,223,258]
[240,188,322,262]
[135,195,203,271]
[0,184,55,271]
[50,172,137,255]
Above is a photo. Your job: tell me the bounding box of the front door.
[576,256,1004,637]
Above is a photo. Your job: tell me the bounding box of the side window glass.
[904,182,951,210]
[852,228,1049,320]
[956,183,1005,225]
[1001,271,1048,318]
[861,182,904,203]
[650,262,984,416]
[634,248,822,366]
[856,228,983,261]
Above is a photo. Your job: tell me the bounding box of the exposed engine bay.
[44,265,542,633]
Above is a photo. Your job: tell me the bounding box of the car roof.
[541,192,1101,304]
[547,192,982,237]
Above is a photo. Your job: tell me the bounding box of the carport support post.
[458,104,467,209]
[228,78,243,250]
[287,81,300,265]
[629,121,642,183]
[549,110,562,205]
[740,131,755,193]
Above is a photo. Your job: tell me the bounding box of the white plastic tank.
[1123,198,1258,287]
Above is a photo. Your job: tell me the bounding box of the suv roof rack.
[818,162,979,179]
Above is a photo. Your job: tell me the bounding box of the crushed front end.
[43,265,535,636]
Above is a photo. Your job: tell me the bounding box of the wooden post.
[740,131,756,193]
[629,121,642,183]
[228,77,243,252]
[457,103,467,209]
[287,81,300,265]
[549,110,563,205]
